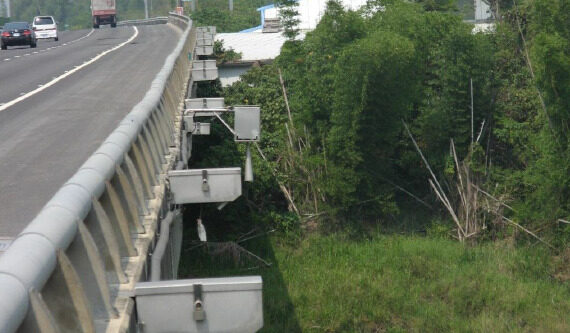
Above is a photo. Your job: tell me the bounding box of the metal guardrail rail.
[117,17,169,26]
[0,13,196,333]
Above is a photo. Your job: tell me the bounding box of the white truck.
[91,0,117,28]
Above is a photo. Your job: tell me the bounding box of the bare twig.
[451,140,465,198]
[380,176,433,210]
[278,67,293,125]
[501,216,555,249]
[304,125,311,149]
[429,179,465,238]
[233,243,272,267]
[209,241,272,267]
[476,120,486,143]
[302,212,328,218]
[472,184,516,212]
[237,229,276,244]
[403,121,452,209]
[285,122,294,151]
[254,142,301,216]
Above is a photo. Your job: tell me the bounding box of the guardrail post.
[104,182,138,257]
[115,166,146,233]
[137,134,159,185]
[157,104,174,146]
[131,144,155,198]
[142,124,163,172]
[40,250,96,333]
[151,110,170,151]
[20,289,61,332]
[149,113,168,159]
[121,157,149,216]
[66,221,118,320]
[88,199,128,284]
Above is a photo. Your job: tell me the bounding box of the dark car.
[1,22,37,50]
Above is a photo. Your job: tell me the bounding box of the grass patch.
[180,233,570,332]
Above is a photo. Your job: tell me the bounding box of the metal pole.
[144,0,148,19]
[151,211,176,281]
[245,144,253,182]
[6,0,10,17]
[229,0,233,12]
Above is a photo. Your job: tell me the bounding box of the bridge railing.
[117,17,169,26]
[0,12,196,333]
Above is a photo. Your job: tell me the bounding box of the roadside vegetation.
[182,0,570,330]
[194,0,570,247]
[182,232,570,332]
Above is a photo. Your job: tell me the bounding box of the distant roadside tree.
[414,0,458,11]
[277,0,300,40]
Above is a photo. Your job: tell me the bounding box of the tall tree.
[277,0,300,40]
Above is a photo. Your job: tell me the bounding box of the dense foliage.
[184,2,570,330]
[192,0,570,248]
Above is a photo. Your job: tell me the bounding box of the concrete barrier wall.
[0,13,196,333]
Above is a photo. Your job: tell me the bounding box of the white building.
[255,0,368,32]
[218,0,368,86]
[474,0,491,21]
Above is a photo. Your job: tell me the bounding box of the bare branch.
[429,179,465,237]
[278,67,293,124]
[476,120,486,143]
[254,142,301,217]
[501,216,555,249]
[472,184,516,212]
[380,177,434,210]
[403,120,452,208]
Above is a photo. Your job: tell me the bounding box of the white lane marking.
[0,27,139,113]
[14,55,21,58]
[3,59,10,61]
[74,29,95,42]
[23,54,30,57]
[33,51,38,54]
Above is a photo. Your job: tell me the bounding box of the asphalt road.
[0,24,181,239]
